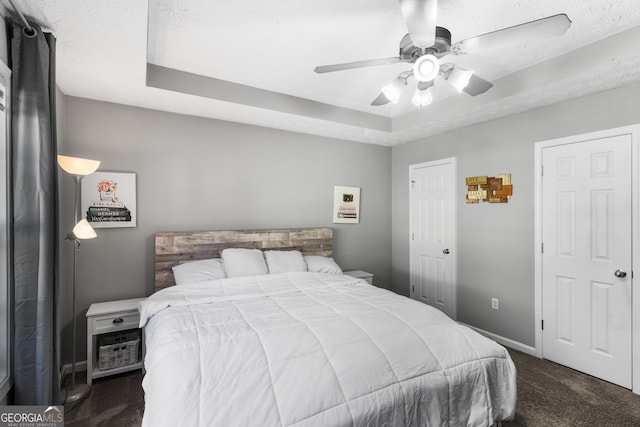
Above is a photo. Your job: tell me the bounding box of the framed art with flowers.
[80,171,137,228]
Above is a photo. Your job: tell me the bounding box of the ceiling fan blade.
[314,57,402,74]
[371,92,390,106]
[463,74,494,96]
[453,13,572,54]
[399,0,438,49]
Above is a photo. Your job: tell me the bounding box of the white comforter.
[139,272,516,427]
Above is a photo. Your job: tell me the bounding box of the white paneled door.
[409,159,456,319]
[541,135,632,388]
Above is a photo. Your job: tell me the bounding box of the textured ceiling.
[14,0,640,146]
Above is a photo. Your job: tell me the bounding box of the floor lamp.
[58,154,100,405]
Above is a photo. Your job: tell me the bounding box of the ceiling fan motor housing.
[432,26,452,55]
[399,26,452,61]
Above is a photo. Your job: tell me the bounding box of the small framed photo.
[81,172,137,228]
[333,185,360,224]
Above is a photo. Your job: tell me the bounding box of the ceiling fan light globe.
[413,54,440,82]
[449,68,474,93]
[381,78,406,104]
[412,87,433,107]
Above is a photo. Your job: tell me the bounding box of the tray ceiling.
[16,0,640,146]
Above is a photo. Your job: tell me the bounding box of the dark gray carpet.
[63,371,143,427]
[504,349,640,426]
[63,348,640,426]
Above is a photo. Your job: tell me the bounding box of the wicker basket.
[98,330,140,371]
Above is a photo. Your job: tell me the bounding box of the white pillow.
[221,248,269,278]
[172,258,226,285]
[304,256,343,274]
[264,250,307,274]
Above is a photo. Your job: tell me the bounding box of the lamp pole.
[65,174,91,405]
[70,174,81,392]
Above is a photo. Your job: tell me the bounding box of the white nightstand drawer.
[92,311,139,334]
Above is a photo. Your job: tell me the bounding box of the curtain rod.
[7,0,35,34]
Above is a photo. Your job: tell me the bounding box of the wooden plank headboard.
[154,227,333,291]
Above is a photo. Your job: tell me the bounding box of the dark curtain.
[9,20,61,405]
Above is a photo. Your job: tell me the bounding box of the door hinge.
[412,285,415,293]
[411,180,416,189]
[541,165,544,176]
[411,232,415,240]
[541,242,544,253]
[541,320,544,330]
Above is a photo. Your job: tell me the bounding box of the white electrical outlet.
[491,298,499,310]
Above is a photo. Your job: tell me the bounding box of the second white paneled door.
[541,134,632,388]
[409,159,456,319]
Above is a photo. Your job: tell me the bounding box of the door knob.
[614,270,627,278]
[442,249,450,255]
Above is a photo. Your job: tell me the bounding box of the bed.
[140,228,516,426]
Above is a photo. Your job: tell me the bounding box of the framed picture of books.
[332,185,360,224]
[81,171,137,228]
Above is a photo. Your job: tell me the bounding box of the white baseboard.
[458,322,537,356]
[61,360,87,377]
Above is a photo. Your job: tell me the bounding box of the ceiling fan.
[314,0,572,108]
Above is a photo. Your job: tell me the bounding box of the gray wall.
[60,79,640,363]
[60,96,392,363]
[391,81,640,347]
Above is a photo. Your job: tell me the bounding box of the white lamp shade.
[72,219,97,240]
[381,78,407,104]
[58,155,100,176]
[412,87,434,107]
[448,68,474,93]
[413,54,440,82]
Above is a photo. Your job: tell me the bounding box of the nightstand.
[344,270,374,285]
[86,297,146,385]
